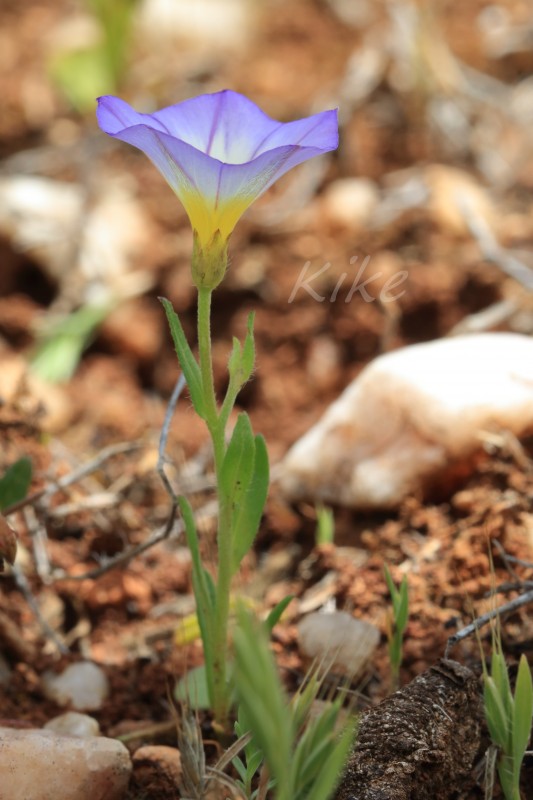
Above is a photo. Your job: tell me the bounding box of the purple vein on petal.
[214,163,224,211]
[248,122,285,160]
[155,133,198,192]
[262,144,300,187]
[152,115,174,136]
[293,116,329,146]
[97,97,134,130]
[258,118,334,187]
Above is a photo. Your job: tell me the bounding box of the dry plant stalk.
[335,659,485,800]
[0,513,17,572]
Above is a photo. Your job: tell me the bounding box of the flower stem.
[196,285,233,725]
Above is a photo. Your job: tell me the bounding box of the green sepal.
[227,312,256,392]
[228,337,243,383]
[0,458,32,511]
[231,434,269,575]
[160,298,207,420]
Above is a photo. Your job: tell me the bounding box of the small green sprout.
[50,0,139,111]
[233,704,269,800]
[30,302,113,383]
[482,627,532,800]
[383,564,409,690]
[315,504,335,547]
[233,607,355,800]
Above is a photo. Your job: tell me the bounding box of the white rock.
[44,712,100,738]
[298,611,380,677]
[139,0,255,49]
[42,662,109,711]
[280,334,533,509]
[0,726,131,800]
[0,176,82,278]
[322,177,380,228]
[0,176,151,299]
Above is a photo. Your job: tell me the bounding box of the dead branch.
[445,588,533,656]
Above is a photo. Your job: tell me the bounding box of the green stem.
[196,285,234,725]
[197,289,218,437]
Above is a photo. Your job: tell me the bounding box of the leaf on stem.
[231,434,269,574]
[0,457,32,512]
[220,413,256,505]
[160,298,207,420]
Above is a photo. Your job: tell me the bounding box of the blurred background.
[1,0,533,459]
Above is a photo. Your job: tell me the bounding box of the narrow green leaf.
[178,495,215,704]
[484,676,510,749]
[512,654,533,769]
[383,565,398,603]
[161,298,206,420]
[247,749,264,778]
[492,652,512,706]
[292,708,338,790]
[174,664,211,709]
[0,458,32,511]
[497,755,516,800]
[265,595,294,633]
[232,756,248,783]
[231,434,269,573]
[292,671,323,733]
[395,577,409,633]
[303,720,355,800]
[233,608,293,789]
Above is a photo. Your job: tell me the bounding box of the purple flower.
[96,90,338,286]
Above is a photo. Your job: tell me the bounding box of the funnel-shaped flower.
[96,90,338,287]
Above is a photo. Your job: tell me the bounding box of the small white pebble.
[298,610,380,677]
[42,662,109,711]
[322,177,380,228]
[44,711,100,738]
